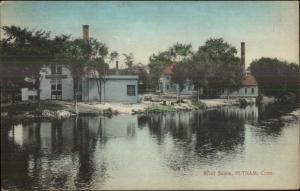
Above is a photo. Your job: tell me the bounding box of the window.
[51,64,56,74]
[51,79,62,100]
[28,95,37,101]
[251,88,254,94]
[127,85,136,96]
[57,65,62,74]
[166,85,169,90]
[51,64,62,74]
[244,88,247,94]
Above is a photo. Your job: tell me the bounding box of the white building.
[21,64,139,103]
[21,64,74,101]
[219,71,258,98]
[82,75,139,103]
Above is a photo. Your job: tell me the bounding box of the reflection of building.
[9,115,137,150]
[100,115,136,137]
[9,120,75,153]
[219,105,259,121]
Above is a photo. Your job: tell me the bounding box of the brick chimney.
[83,25,89,45]
[241,42,245,71]
[115,61,119,75]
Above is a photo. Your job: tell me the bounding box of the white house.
[40,64,74,100]
[21,64,74,101]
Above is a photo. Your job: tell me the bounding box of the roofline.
[87,75,139,80]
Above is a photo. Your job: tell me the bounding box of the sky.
[1,1,299,68]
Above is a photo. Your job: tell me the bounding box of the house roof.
[162,63,176,75]
[242,74,257,86]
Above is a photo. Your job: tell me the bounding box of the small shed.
[82,75,139,104]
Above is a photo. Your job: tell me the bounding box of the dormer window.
[51,64,62,74]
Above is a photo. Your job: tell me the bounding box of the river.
[1,103,299,190]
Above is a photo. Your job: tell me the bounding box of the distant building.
[159,63,197,95]
[159,42,258,98]
[219,42,258,98]
[219,70,258,98]
[82,74,139,103]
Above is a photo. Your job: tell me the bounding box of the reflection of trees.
[1,123,31,189]
[140,110,245,154]
[258,103,297,121]
[140,114,166,144]
[255,103,298,137]
[74,117,98,189]
[167,112,194,141]
[139,110,245,171]
[195,110,245,156]
[139,112,195,144]
[1,117,107,190]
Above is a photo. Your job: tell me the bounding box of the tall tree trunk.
[197,84,200,102]
[178,87,181,104]
[36,76,41,108]
[95,79,101,103]
[93,71,102,103]
[74,78,79,114]
[227,88,230,100]
[11,92,15,104]
[75,94,78,114]
[158,79,161,97]
[37,89,41,107]
[103,80,105,104]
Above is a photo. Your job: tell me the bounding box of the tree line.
[1,25,299,105]
[148,38,243,100]
[148,40,299,100]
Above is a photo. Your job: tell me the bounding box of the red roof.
[242,74,257,86]
[162,63,176,75]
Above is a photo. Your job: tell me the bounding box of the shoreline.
[0,97,268,120]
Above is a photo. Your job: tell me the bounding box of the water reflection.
[139,110,245,171]
[1,102,298,190]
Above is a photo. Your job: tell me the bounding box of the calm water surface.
[1,103,299,190]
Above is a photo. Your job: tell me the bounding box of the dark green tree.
[196,38,242,97]
[148,51,172,91]
[171,60,190,102]
[123,53,134,71]
[0,25,69,106]
[148,43,192,91]
[86,40,109,103]
[250,57,300,98]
